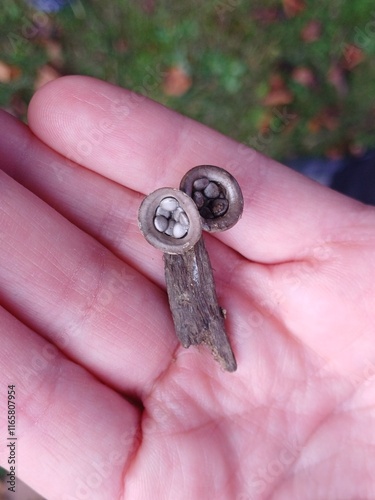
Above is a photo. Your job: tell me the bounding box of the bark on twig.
[164,236,237,372]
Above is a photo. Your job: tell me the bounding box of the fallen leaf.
[11,66,22,80]
[0,61,21,83]
[291,66,316,87]
[0,61,12,82]
[252,7,284,25]
[269,72,286,91]
[307,117,320,133]
[258,110,273,133]
[263,89,294,106]
[307,107,340,133]
[328,63,348,96]
[34,64,61,90]
[163,66,192,97]
[300,20,322,42]
[282,0,305,18]
[341,44,365,70]
[263,73,294,106]
[41,39,64,67]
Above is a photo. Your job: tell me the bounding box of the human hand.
[1,76,375,499]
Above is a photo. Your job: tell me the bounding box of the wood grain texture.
[164,236,237,372]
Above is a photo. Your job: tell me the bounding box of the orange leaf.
[291,66,316,87]
[34,65,61,90]
[283,0,305,18]
[252,7,282,25]
[163,66,192,97]
[258,110,273,133]
[0,61,21,83]
[327,63,348,96]
[300,20,322,42]
[307,107,340,133]
[264,73,294,106]
[269,73,286,92]
[263,88,294,106]
[0,61,12,83]
[341,44,365,70]
[42,39,64,67]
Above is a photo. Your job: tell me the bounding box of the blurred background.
[1,0,374,163]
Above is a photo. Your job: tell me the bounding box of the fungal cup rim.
[138,187,202,254]
[180,165,244,233]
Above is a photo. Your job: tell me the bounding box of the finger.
[0,171,176,396]
[0,111,255,301]
[0,109,166,288]
[28,75,367,263]
[0,306,139,499]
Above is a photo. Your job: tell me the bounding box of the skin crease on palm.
[0,76,375,500]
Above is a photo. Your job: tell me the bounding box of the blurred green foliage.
[0,466,6,480]
[0,0,375,159]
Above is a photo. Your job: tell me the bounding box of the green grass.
[1,0,375,159]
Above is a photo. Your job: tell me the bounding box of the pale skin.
[0,76,375,499]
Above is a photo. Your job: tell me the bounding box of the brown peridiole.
[138,166,243,372]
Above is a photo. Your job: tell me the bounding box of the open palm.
[1,76,375,500]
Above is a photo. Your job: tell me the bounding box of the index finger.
[28,75,367,263]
